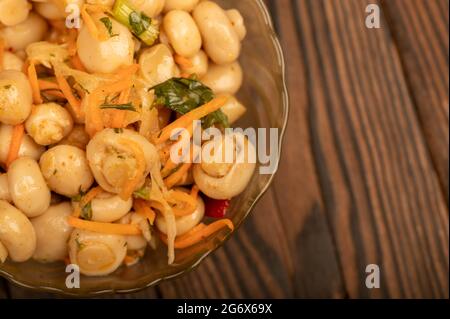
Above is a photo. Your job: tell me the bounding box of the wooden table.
[1,0,448,299]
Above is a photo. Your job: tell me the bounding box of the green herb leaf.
[75,237,86,251]
[100,17,118,37]
[152,77,229,128]
[100,103,137,111]
[71,187,87,202]
[80,202,93,221]
[133,186,151,201]
[202,109,230,129]
[152,78,214,114]
[112,0,159,45]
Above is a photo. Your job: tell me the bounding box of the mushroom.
[39,145,94,198]
[25,103,74,146]
[86,128,159,195]
[68,229,127,276]
[7,157,51,218]
[193,132,256,199]
[156,193,205,236]
[0,200,36,263]
[31,202,74,263]
[0,124,45,165]
[72,192,133,223]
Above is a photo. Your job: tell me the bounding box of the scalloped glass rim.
[0,0,290,296]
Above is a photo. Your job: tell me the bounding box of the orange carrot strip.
[38,79,60,90]
[55,73,82,116]
[68,216,141,235]
[72,186,104,218]
[67,28,78,56]
[0,38,5,71]
[160,219,234,249]
[164,163,192,189]
[174,55,193,68]
[155,96,228,144]
[118,139,146,200]
[70,54,87,72]
[134,199,156,225]
[42,90,66,99]
[27,61,43,104]
[110,86,131,128]
[191,185,199,200]
[5,124,24,168]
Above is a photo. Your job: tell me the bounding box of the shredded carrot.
[55,72,82,116]
[155,96,229,144]
[176,223,207,241]
[42,90,66,99]
[86,91,104,137]
[167,190,197,211]
[134,199,156,225]
[174,55,193,69]
[160,219,234,249]
[110,86,131,128]
[118,139,146,200]
[0,37,4,71]
[38,79,60,91]
[67,28,78,56]
[27,61,43,104]
[5,124,24,168]
[164,163,192,189]
[191,185,199,200]
[80,4,101,41]
[161,158,180,178]
[49,19,66,32]
[70,54,87,72]
[72,186,104,218]
[114,64,140,80]
[68,216,141,235]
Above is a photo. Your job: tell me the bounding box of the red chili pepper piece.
[204,198,230,218]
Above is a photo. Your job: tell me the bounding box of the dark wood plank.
[267,0,347,298]
[0,279,9,299]
[291,0,449,298]
[158,191,295,298]
[381,0,449,202]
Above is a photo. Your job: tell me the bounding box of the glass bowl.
[0,0,289,296]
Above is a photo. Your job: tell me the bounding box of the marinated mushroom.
[25,103,74,146]
[0,0,31,26]
[163,10,202,58]
[86,128,159,195]
[193,132,256,200]
[7,157,51,217]
[68,229,127,276]
[0,200,36,263]
[39,145,94,197]
[2,52,24,71]
[201,61,243,95]
[193,1,241,65]
[156,192,205,236]
[0,70,33,125]
[31,202,74,263]
[0,124,45,165]
[138,44,178,87]
[77,13,135,74]
[0,173,11,202]
[0,13,48,51]
[72,191,133,223]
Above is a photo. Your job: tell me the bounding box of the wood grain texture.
[158,191,295,298]
[0,279,9,299]
[381,0,449,202]
[266,0,347,299]
[292,0,448,298]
